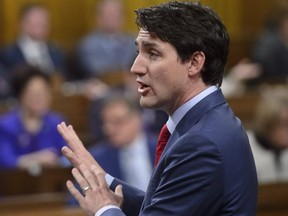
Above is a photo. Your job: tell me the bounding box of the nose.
[130,54,146,76]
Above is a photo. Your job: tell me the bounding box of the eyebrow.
[135,40,159,48]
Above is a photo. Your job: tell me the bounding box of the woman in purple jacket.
[0,65,66,170]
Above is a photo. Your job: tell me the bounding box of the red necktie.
[155,124,171,166]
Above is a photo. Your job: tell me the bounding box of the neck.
[20,109,43,133]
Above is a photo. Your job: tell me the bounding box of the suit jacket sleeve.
[110,178,145,216]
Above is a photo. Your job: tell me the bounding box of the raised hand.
[67,165,123,216]
[57,122,104,173]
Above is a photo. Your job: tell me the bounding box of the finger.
[71,168,90,194]
[66,180,85,205]
[57,123,75,147]
[59,123,105,173]
[79,164,98,190]
[61,146,81,167]
[91,165,106,188]
[68,125,83,146]
[57,122,70,139]
[58,122,83,151]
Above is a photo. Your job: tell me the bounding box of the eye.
[149,50,159,59]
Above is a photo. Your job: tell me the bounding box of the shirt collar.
[166,85,218,134]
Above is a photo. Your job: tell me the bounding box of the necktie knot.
[155,124,171,166]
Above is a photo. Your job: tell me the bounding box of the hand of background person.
[227,58,262,81]
[67,164,123,216]
[18,148,59,169]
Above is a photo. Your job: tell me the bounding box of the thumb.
[115,184,123,198]
[114,185,123,207]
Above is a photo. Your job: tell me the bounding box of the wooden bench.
[0,193,84,216]
[0,167,72,196]
[257,182,288,216]
[1,177,288,215]
[226,91,260,129]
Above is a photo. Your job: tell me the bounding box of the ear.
[187,51,205,76]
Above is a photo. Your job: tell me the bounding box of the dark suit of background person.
[89,135,156,190]
[0,63,11,99]
[66,134,156,206]
[63,94,157,206]
[0,43,65,75]
[251,4,288,83]
[0,3,66,78]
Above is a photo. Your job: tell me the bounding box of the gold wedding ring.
[82,186,92,195]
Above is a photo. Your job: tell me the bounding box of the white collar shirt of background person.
[18,35,55,73]
[99,85,218,216]
[247,130,288,184]
[119,132,153,191]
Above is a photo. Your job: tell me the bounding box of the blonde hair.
[254,85,288,136]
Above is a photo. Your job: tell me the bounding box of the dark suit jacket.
[89,133,157,181]
[0,42,65,75]
[107,89,258,216]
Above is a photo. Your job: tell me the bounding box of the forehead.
[135,29,164,47]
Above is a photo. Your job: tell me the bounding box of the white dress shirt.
[18,35,54,73]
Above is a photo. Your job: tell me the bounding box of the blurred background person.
[0,65,66,170]
[70,0,137,102]
[251,2,288,83]
[221,58,262,98]
[77,0,136,79]
[62,94,156,205]
[88,71,167,142]
[89,94,156,191]
[0,3,66,78]
[0,63,11,100]
[62,94,156,190]
[247,85,288,184]
[222,1,288,99]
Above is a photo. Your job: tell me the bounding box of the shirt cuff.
[95,205,121,216]
[105,173,114,186]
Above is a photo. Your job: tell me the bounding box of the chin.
[140,98,163,111]
[139,98,153,108]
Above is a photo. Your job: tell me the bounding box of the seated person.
[88,71,168,142]
[0,3,66,77]
[63,94,157,189]
[0,63,11,100]
[0,65,66,170]
[247,85,288,184]
[251,4,288,82]
[62,94,156,205]
[89,94,156,190]
[221,58,261,98]
[77,0,136,79]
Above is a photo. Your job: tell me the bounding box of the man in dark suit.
[0,3,65,76]
[64,94,156,206]
[89,94,156,191]
[57,1,258,216]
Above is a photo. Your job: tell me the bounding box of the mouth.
[137,80,150,95]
